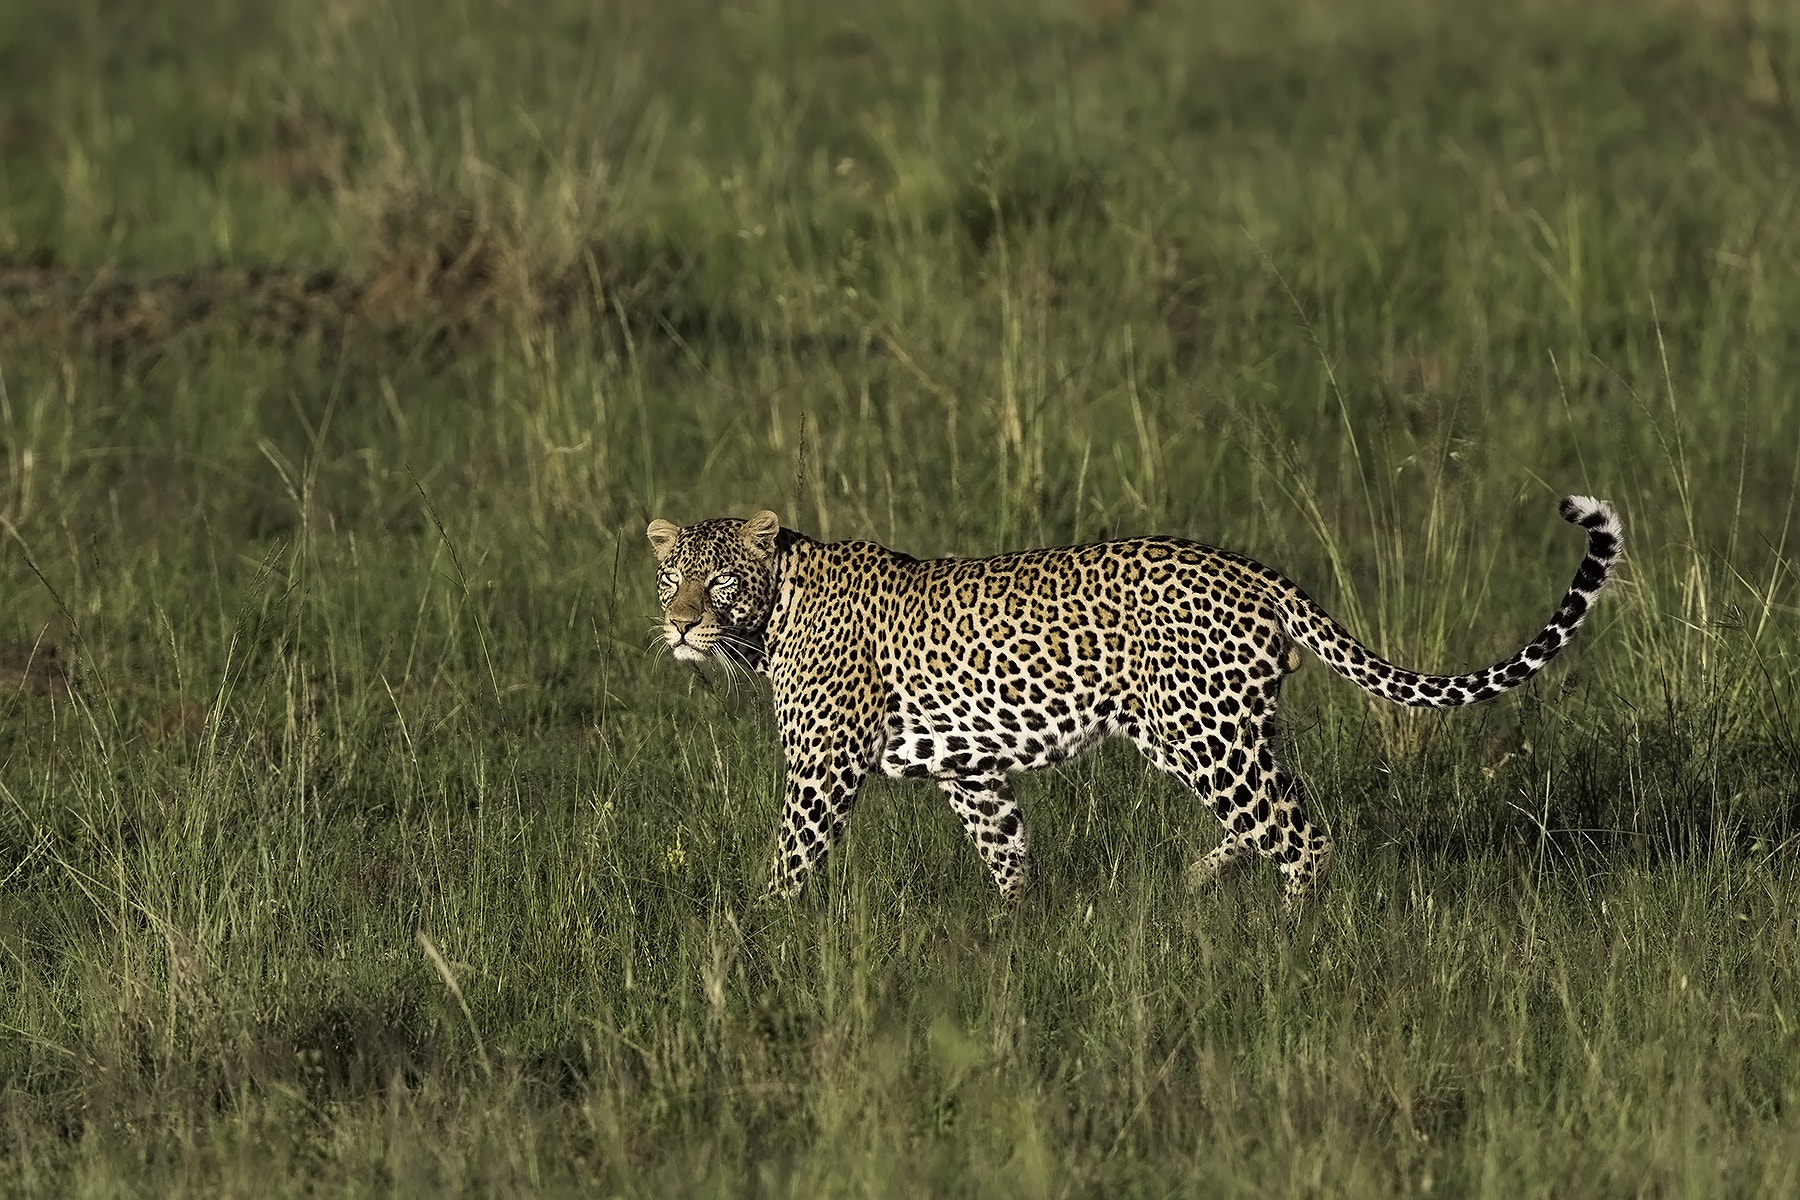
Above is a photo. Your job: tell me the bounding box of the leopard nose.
[668,614,696,634]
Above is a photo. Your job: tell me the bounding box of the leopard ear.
[740,510,781,558]
[646,518,682,562]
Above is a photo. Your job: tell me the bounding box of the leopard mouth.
[665,621,766,669]
[664,624,714,661]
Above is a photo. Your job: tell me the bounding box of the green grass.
[3,0,1799,1194]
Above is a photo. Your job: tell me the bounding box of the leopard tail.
[1272,495,1623,708]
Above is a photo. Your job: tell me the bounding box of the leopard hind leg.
[938,776,1032,902]
[1263,763,1333,906]
[1131,731,1254,889]
[1145,710,1332,905]
[1187,827,1256,890]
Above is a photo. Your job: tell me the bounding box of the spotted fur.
[648,496,1623,905]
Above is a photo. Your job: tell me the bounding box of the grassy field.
[3,0,1799,1194]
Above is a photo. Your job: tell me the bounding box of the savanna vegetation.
[2,0,1798,1194]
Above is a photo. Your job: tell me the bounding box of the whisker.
[707,640,740,688]
[718,642,755,692]
[714,634,768,691]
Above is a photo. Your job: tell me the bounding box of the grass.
[2,0,1799,1194]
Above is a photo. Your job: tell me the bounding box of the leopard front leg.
[762,749,871,902]
[760,648,886,903]
[938,777,1032,903]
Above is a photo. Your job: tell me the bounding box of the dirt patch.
[0,639,71,696]
[0,263,365,351]
[0,202,681,361]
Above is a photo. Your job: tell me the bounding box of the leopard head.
[645,510,782,667]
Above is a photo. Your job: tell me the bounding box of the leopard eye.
[712,573,738,588]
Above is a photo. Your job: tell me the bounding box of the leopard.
[647,496,1623,906]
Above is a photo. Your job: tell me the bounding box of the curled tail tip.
[1559,494,1622,537]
